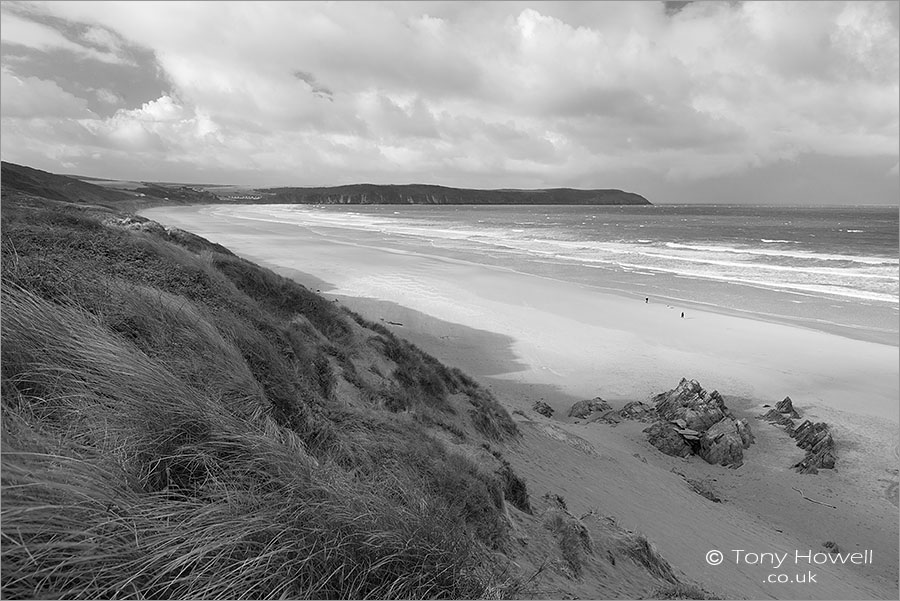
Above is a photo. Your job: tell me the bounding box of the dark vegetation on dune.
[0,190,528,599]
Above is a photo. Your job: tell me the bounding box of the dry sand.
[143,205,899,599]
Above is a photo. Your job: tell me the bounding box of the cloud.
[0,1,896,201]
[292,70,333,101]
[0,66,93,118]
[91,87,122,105]
[0,9,130,64]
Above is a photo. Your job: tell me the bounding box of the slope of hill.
[0,176,694,599]
[260,183,651,205]
[1,161,131,205]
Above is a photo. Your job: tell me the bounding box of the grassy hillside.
[1,162,132,206]
[0,191,526,599]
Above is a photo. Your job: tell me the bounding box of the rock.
[762,396,801,431]
[597,410,621,424]
[675,427,701,441]
[736,418,755,447]
[644,379,754,468]
[618,401,656,422]
[774,396,801,419]
[762,409,796,433]
[651,378,730,431]
[643,421,693,458]
[699,417,753,467]
[567,397,611,419]
[791,420,836,474]
[532,400,554,418]
[594,401,655,424]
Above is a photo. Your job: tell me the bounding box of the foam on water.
[208,203,899,337]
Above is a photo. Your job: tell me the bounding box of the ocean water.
[206,203,899,345]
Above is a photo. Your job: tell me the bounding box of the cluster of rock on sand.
[761,396,837,474]
[535,378,836,473]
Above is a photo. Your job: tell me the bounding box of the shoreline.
[170,203,899,348]
[141,204,899,424]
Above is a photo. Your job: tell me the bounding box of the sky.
[0,1,898,204]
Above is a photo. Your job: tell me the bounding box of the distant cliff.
[0,161,651,207]
[260,184,651,205]
[1,161,129,205]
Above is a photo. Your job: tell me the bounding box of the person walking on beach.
[681,312,684,318]
[645,297,649,303]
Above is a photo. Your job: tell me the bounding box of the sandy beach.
[143,204,899,599]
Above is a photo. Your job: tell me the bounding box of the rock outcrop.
[652,378,729,431]
[532,400,554,418]
[599,401,656,424]
[762,396,801,432]
[644,422,692,458]
[759,397,836,474]
[699,417,754,467]
[619,401,656,422]
[790,420,836,474]
[774,396,801,419]
[568,397,612,419]
[643,378,753,467]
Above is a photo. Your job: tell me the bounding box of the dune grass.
[1,197,527,599]
[543,506,594,578]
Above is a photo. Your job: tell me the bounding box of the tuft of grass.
[468,388,519,441]
[543,509,593,578]
[497,458,532,515]
[620,532,679,585]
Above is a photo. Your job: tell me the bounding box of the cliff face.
[261,184,651,206]
[1,162,650,207]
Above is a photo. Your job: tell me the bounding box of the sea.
[197,203,899,346]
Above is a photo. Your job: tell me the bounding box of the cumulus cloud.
[0,1,897,201]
